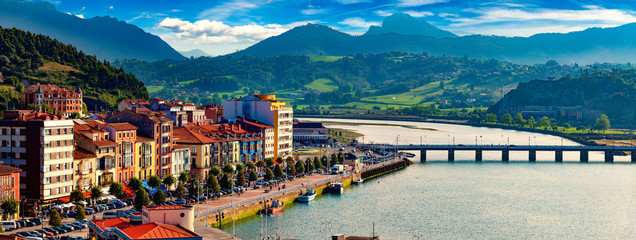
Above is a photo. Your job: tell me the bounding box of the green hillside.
[0,26,148,111]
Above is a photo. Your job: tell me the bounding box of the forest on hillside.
[0,26,148,111]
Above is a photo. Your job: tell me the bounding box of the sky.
[39,0,636,56]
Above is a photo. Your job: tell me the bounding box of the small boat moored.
[260,199,284,215]
[329,182,344,194]
[353,178,363,184]
[297,189,316,202]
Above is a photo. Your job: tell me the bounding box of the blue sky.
[40,0,636,56]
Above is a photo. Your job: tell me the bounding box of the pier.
[370,144,636,163]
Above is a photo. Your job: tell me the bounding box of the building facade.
[135,136,155,181]
[24,84,83,118]
[72,148,97,191]
[223,95,293,159]
[0,164,21,220]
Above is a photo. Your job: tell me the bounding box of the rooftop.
[106,123,138,131]
[144,205,191,210]
[73,147,97,160]
[0,164,21,175]
[116,222,201,239]
[91,217,133,231]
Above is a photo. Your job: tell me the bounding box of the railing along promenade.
[368,144,636,162]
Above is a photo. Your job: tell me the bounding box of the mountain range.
[235,13,636,65]
[0,0,185,62]
[179,49,210,58]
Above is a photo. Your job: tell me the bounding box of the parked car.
[106,203,117,209]
[30,218,42,225]
[1,221,17,231]
[255,180,267,185]
[43,228,59,235]
[36,229,54,238]
[103,211,118,219]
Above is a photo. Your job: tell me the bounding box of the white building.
[223,95,293,159]
[171,145,191,177]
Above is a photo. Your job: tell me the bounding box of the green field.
[304,78,338,92]
[309,56,347,62]
[147,86,164,94]
[178,80,196,85]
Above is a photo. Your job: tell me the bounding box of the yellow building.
[73,148,97,191]
[136,136,156,180]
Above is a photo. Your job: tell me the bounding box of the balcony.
[101,157,116,170]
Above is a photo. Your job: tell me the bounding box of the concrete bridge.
[368,144,636,162]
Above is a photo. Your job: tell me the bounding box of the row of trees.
[478,112,611,133]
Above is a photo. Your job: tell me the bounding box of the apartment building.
[0,110,74,203]
[106,109,173,178]
[0,164,20,220]
[24,84,83,118]
[74,120,117,187]
[102,123,138,183]
[135,136,155,181]
[171,145,190,176]
[238,117,275,160]
[73,147,97,191]
[173,127,215,180]
[223,95,293,159]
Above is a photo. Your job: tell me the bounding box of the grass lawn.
[177,79,196,85]
[309,56,347,62]
[304,78,338,92]
[38,62,78,72]
[147,86,164,94]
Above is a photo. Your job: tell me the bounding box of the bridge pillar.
[475,150,482,162]
[448,150,455,162]
[502,150,509,162]
[580,150,588,163]
[632,151,636,163]
[420,150,426,162]
[555,150,563,162]
[529,150,536,162]
[605,150,614,163]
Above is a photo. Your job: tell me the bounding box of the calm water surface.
[222,118,635,239]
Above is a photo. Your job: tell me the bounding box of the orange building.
[0,164,21,220]
[102,123,138,183]
[24,84,83,118]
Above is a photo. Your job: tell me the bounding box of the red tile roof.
[92,217,133,231]
[173,128,216,144]
[74,147,97,159]
[93,139,117,147]
[0,164,21,175]
[117,223,200,239]
[136,135,154,142]
[106,123,138,131]
[0,234,26,240]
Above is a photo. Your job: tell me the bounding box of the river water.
[222,118,636,239]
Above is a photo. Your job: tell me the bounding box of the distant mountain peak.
[179,49,210,58]
[365,12,457,38]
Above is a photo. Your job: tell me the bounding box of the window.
[56,129,60,135]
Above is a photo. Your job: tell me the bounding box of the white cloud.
[334,0,372,4]
[198,0,262,20]
[398,0,448,7]
[75,14,84,19]
[449,6,636,27]
[80,6,86,11]
[108,5,113,10]
[338,17,381,29]
[375,10,393,17]
[301,8,327,15]
[439,13,459,18]
[403,10,433,17]
[157,17,290,44]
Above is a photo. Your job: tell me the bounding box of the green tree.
[70,189,85,203]
[69,112,82,119]
[175,184,186,199]
[109,182,124,198]
[134,189,151,210]
[148,175,162,189]
[222,163,235,174]
[209,166,221,176]
[321,155,329,168]
[502,113,513,125]
[486,113,497,123]
[540,116,551,129]
[306,157,315,173]
[330,153,337,166]
[163,175,176,189]
[90,185,102,205]
[189,179,202,196]
[178,172,190,185]
[527,116,536,128]
[337,152,345,164]
[266,158,275,168]
[1,198,18,220]
[153,189,166,205]
[236,170,246,187]
[313,156,323,170]
[249,171,258,181]
[264,168,274,181]
[276,157,284,165]
[256,160,265,171]
[563,123,572,129]
[246,161,256,171]
[235,164,244,172]
[128,177,143,191]
[75,206,86,221]
[295,160,305,174]
[274,165,284,178]
[206,175,220,193]
[286,161,296,175]
[514,112,525,126]
[594,114,611,133]
[220,173,234,190]
[49,209,62,228]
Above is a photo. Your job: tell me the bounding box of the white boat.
[329,182,344,194]
[353,178,363,184]
[297,189,316,202]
